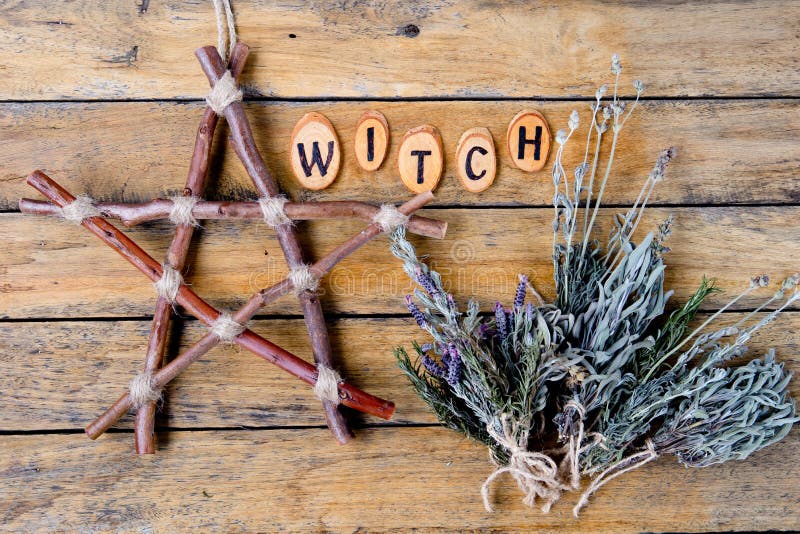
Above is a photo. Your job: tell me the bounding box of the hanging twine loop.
[573,439,658,517]
[169,195,200,226]
[481,413,564,513]
[58,195,101,224]
[289,265,319,295]
[129,372,162,410]
[258,195,292,227]
[206,0,241,115]
[372,204,409,233]
[210,313,245,343]
[154,264,183,303]
[314,365,342,404]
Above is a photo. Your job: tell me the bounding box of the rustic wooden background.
[1,1,799,531]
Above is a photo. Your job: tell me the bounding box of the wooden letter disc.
[290,111,341,190]
[354,110,390,171]
[455,127,496,193]
[397,125,444,193]
[506,110,552,172]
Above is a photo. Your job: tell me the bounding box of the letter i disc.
[507,110,552,172]
[456,127,496,193]
[354,110,390,171]
[398,125,444,193]
[290,111,341,190]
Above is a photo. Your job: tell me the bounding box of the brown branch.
[18,198,447,240]
[133,42,250,454]
[196,45,359,443]
[25,171,396,439]
[83,190,438,441]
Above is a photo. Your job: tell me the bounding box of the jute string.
[314,365,342,404]
[288,265,319,295]
[154,265,183,303]
[129,372,162,410]
[481,413,564,513]
[573,439,658,517]
[212,0,237,61]
[258,195,292,227]
[372,204,409,233]
[210,313,245,343]
[169,195,200,226]
[206,71,242,115]
[58,195,101,224]
[559,399,587,490]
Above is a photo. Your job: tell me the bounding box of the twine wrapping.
[573,439,658,517]
[154,265,183,303]
[210,313,245,343]
[372,204,409,233]
[258,196,292,228]
[481,413,564,513]
[129,372,162,410]
[206,71,243,115]
[169,195,200,226]
[314,364,342,404]
[58,195,101,224]
[288,265,319,295]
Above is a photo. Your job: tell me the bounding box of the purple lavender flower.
[421,355,445,378]
[478,323,494,339]
[406,295,428,329]
[525,303,534,322]
[494,302,508,339]
[514,275,528,309]
[446,344,462,386]
[446,293,456,309]
[420,343,433,353]
[415,267,439,296]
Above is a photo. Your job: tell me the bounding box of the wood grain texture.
[3,207,799,319]
[1,427,798,532]
[2,100,798,210]
[1,313,797,432]
[1,1,798,100]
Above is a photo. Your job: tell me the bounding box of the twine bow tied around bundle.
[481,413,565,513]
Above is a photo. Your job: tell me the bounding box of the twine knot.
[372,204,409,233]
[481,413,563,513]
[313,364,342,404]
[206,70,242,115]
[169,195,200,226]
[288,265,319,295]
[58,195,101,224]
[154,264,183,303]
[258,195,292,228]
[210,313,245,343]
[129,372,162,410]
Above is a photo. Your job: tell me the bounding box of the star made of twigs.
[19,42,447,454]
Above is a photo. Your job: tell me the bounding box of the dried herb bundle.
[392,55,799,516]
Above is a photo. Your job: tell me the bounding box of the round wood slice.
[455,127,496,193]
[397,125,444,193]
[354,110,390,171]
[290,111,341,190]
[506,110,551,172]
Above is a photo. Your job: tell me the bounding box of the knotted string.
[210,313,245,343]
[58,195,101,224]
[313,364,342,404]
[129,372,162,410]
[372,204,409,233]
[258,195,292,227]
[481,413,563,513]
[559,399,587,490]
[289,265,319,295]
[169,195,200,226]
[572,439,658,517]
[154,264,183,303]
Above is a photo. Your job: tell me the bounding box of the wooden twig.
[82,190,439,439]
[133,42,250,454]
[25,171,396,437]
[196,45,357,443]
[18,198,447,239]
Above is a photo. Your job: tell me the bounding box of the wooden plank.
[2,1,798,100]
[2,207,799,319]
[1,426,798,531]
[2,100,798,209]
[0,313,797,432]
